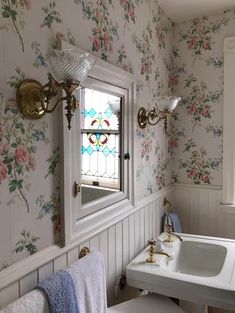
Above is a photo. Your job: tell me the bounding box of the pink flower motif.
[202,175,209,183]
[103,32,110,47]
[141,64,145,74]
[202,108,209,117]
[0,160,7,183]
[203,41,210,50]
[95,9,100,21]
[128,9,134,18]
[169,75,178,87]
[15,145,29,165]
[0,144,10,155]
[3,144,9,153]
[169,139,177,149]
[188,37,197,49]
[187,169,196,178]
[188,104,196,114]
[56,32,65,40]
[141,62,151,75]
[28,155,36,171]
[93,37,101,51]
[23,0,31,10]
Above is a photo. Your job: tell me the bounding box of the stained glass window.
[80,88,121,190]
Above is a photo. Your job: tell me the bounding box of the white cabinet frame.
[60,41,136,245]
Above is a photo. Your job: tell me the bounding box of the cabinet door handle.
[124,153,130,160]
[73,181,81,197]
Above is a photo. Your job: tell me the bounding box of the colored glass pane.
[80,87,120,189]
[80,88,120,130]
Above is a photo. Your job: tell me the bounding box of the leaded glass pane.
[80,87,121,190]
[80,88,120,130]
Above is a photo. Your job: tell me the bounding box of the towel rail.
[163,197,172,214]
[79,246,90,258]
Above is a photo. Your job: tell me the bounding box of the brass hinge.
[73,181,81,197]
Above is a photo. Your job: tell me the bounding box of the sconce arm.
[41,74,57,100]
[147,114,164,126]
[138,107,169,129]
[41,96,67,113]
[38,75,60,113]
[147,108,165,126]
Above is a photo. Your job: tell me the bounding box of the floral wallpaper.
[172,10,235,186]
[0,0,173,269]
[1,0,235,272]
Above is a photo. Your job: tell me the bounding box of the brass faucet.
[165,224,183,242]
[146,240,170,263]
[146,240,156,263]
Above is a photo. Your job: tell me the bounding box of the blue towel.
[36,269,79,313]
[161,212,182,233]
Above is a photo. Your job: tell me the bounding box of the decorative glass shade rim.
[46,48,96,84]
[156,96,181,112]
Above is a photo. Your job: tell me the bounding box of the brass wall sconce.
[16,49,96,130]
[137,96,181,130]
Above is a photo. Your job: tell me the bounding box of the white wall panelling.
[0,283,19,310]
[174,184,235,239]
[19,271,37,297]
[38,262,53,283]
[0,186,174,309]
[2,184,235,310]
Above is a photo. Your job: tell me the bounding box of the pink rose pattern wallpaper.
[0,0,173,269]
[172,10,235,186]
[0,0,234,270]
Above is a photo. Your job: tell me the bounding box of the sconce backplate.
[16,79,48,119]
[138,107,147,129]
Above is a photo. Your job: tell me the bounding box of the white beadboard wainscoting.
[0,186,174,309]
[174,183,235,239]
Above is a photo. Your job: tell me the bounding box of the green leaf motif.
[15,230,39,256]
[45,147,60,178]
[9,179,23,192]
[2,5,17,20]
[41,1,62,29]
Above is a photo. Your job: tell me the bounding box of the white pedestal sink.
[126,233,235,311]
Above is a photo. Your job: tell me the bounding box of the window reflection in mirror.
[80,87,122,205]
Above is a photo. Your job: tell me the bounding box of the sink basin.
[162,240,227,277]
[126,233,235,311]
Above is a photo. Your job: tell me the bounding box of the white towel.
[66,251,107,313]
[0,290,49,313]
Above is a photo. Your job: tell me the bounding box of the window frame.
[60,41,136,245]
[80,80,123,191]
[223,36,235,206]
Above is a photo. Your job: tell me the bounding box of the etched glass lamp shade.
[45,49,96,129]
[46,49,96,84]
[157,96,181,113]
